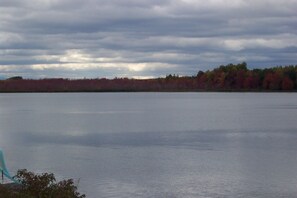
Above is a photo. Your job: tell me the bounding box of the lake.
[1,93,297,197]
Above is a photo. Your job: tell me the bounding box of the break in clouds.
[0,0,297,79]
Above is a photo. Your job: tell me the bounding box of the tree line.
[195,62,296,91]
[0,62,296,92]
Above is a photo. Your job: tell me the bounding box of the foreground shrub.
[0,169,85,198]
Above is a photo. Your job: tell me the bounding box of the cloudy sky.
[0,0,297,79]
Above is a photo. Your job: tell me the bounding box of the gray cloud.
[0,0,297,78]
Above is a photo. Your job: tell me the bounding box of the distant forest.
[1,62,297,92]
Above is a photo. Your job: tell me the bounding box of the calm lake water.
[1,93,297,197]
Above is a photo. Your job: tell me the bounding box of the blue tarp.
[0,149,18,183]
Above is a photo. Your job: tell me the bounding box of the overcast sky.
[0,0,297,79]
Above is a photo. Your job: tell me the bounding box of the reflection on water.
[1,93,297,198]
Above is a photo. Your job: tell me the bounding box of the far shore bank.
[1,63,296,92]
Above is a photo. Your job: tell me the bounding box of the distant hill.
[6,76,23,80]
[0,63,296,92]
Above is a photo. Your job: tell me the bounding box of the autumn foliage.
[196,63,296,91]
[0,63,296,92]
